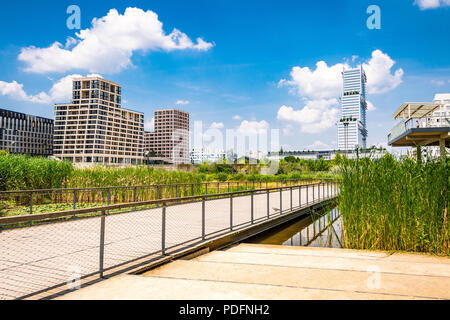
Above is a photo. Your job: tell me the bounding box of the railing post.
[192,184,194,196]
[175,185,178,198]
[306,185,309,204]
[29,191,33,215]
[251,192,254,224]
[99,210,106,278]
[313,184,315,202]
[218,182,220,194]
[134,186,137,210]
[205,183,208,195]
[30,191,33,226]
[228,182,230,193]
[299,185,301,207]
[230,194,233,231]
[162,205,166,255]
[107,188,111,215]
[318,182,321,200]
[73,190,77,210]
[267,189,270,219]
[290,186,293,210]
[202,197,205,240]
[280,187,283,214]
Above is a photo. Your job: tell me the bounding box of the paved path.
[0,184,332,299]
[59,243,450,300]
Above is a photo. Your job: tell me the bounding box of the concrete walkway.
[0,184,330,299]
[59,243,450,300]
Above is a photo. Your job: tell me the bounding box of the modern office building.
[0,108,53,156]
[144,109,190,164]
[53,77,144,165]
[337,66,368,150]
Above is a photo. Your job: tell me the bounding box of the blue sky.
[0,0,449,152]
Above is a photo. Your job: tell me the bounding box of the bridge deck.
[59,243,450,300]
[0,184,331,300]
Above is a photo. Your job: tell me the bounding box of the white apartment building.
[430,93,450,126]
[53,77,144,165]
[190,148,234,164]
[337,66,368,150]
[144,109,190,164]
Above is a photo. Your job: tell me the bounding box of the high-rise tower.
[337,66,368,150]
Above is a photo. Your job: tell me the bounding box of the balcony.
[387,102,449,151]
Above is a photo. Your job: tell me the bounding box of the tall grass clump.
[339,154,449,255]
[0,153,73,191]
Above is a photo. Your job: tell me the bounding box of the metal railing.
[0,180,340,300]
[0,178,335,218]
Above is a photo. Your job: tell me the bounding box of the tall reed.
[338,154,449,255]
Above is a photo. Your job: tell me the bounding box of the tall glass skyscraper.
[337,66,368,150]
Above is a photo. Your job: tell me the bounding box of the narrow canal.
[245,207,343,248]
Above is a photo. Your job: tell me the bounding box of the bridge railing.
[0,180,340,300]
[0,178,336,219]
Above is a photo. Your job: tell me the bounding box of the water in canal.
[246,207,343,248]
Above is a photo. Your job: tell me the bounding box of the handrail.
[0,182,336,225]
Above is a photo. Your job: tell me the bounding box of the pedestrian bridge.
[0,181,338,300]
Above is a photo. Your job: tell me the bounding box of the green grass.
[338,154,449,255]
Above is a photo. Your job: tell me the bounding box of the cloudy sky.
[0,0,449,152]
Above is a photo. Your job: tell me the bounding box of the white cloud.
[18,7,213,74]
[363,50,404,94]
[277,99,340,134]
[176,100,190,105]
[282,124,294,136]
[279,49,403,98]
[277,50,402,133]
[209,122,224,129]
[232,115,241,120]
[145,117,155,131]
[367,100,376,111]
[0,74,91,104]
[279,60,347,100]
[414,0,450,10]
[431,79,445,86]
[237,120,270,135]
[306,140,331,150]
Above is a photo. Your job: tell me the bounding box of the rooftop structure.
[387,94,450,157]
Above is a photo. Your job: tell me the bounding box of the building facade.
[53,77,144,165]
[0,108,53,156]
[144,109,190,164]
[337,66,368,150]
[431,93,450,127]
[189,148,231,164]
